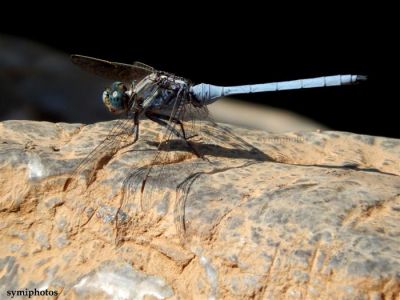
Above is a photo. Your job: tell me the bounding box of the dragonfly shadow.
[146,139,271,162]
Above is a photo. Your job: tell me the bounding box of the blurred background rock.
[0,35,110,123]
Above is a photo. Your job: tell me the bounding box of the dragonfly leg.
[145,111,203,158]
[145,111,183,138]
[132,111,139,143]
[115,112,140,155]
[146,111,198,140]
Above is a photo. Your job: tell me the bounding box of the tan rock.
[0,120,399,299]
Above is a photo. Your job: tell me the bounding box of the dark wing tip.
[69,54,153,82]
[70,54,103,66]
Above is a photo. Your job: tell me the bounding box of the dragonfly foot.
[186,134,199,140]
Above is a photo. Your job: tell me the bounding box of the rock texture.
[0,120,400,299]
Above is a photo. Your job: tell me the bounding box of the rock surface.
[0,120,400,299]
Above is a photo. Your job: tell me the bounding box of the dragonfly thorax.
[102,81,130,115]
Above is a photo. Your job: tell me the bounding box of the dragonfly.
[66,55,366,237]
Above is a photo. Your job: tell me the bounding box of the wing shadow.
[145,139,271,162]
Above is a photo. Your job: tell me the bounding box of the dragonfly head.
[102,81,130,114]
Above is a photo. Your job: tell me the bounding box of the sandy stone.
[0,119,399,299]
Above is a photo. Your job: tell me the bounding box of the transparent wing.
[63,118,135,192]
[171,106,269,238]
[71,55,155,83]
[118,92,268,241]
[61,117,136,234]
[157,100,267,158]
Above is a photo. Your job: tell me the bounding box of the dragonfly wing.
[121,92,197,214]
[60,117,136,236]
[71,55,154,83]
[64,118,135,192]
[166,101,265,156]
[119,91,268,241]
